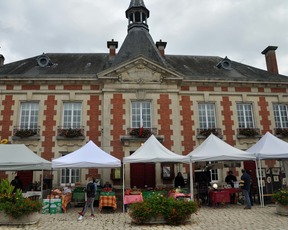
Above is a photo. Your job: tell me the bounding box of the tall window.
[63,102,82,128]
[131,101,151,128]
[60,152,80,185]
[237,103,254,128]
[20,102,39,129]
[61,168,80,185]
[273,104,288,128]
[198,103,216,129]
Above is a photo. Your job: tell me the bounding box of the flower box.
[129,128,152,138]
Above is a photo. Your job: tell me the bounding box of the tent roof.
[185,134,255,162]
[123,135,187,163]
[52,140,121,168]
[0,144,51,171]
[247,132,288,159]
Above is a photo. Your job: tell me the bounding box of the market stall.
[183,134,256,205]
[247,132,288,206]
[123,135,188,212]
[52,140,121,212]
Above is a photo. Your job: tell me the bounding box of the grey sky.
[1,0,287,75]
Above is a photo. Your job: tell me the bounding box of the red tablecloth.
[99,196,117,211]
[124,194,143,205]
[209,190,230,205]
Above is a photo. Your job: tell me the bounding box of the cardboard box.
[42,199,62,214]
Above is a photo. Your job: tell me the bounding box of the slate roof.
[1,52,287,83]
[0,0,287,83]
[111,27,167,68]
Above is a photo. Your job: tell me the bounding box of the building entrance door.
[130,163,155,188]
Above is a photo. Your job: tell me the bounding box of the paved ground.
[0,204,287,230]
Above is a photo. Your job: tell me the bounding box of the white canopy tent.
[183,134,256,204]
[123,135,187,163]
[122,135,188,211]
[247,131,288,206]
[0,144,52,200]
[184,134,256,162]
[0,144,51,171]
[52,140,121,169]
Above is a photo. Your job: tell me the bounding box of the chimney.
[261,46,278,74]
[107,39,118,57]
[0,54,4,66]
[156,40,167,57]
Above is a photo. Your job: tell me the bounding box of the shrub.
[0,179,42,219]
[129,193,198,225]
[273,187,288,206]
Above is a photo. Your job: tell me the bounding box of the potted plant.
[129,127,152,138]
[0,179,42,224]
[238,128,259,137]
[275,128,288,137]
[273,187,288,216]
[14,129,37,138]
[59,128,83,138]
[199,128,219,137]
[128,193,198,225]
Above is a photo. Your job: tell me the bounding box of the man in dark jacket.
[78,177,96,221]
[241,169,252,209]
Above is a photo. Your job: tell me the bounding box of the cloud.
[0,0,287,75]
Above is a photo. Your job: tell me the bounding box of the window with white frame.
[236,103,254,128]
[273,104,288,128]
[209,161,219,182]
[60,153,80,185]
[61,168,80,185]
[63,102,82,128]
[20,102,39,129]
[131,101,152,128]
[198,103,216,129]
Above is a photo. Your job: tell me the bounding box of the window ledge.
[12,135,41,141]
[56,136,85,140]
[120,135,164,146]
[236,135,261,139]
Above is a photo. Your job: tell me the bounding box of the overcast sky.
[1,0,287,75]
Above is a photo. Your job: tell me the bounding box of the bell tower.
[126,0,150,31]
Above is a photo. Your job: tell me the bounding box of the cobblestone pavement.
[0,204,287,230]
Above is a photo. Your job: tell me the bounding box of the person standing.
[11,176,23,193]
[174,172,185,188]
[240,169,252,209]
[78,177,96,221]
[225,170,237,204]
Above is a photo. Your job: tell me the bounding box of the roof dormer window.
[36,54,53,67]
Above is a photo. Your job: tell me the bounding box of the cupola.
[126,0,150,31]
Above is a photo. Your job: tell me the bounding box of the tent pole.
[122,164,125,213]
[189,158,194,201]
[255,160,262,207]
[258,159,264,207]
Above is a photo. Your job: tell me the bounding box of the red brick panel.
[42,95,57,160]
[258,96,271,134]
[0,95,14,139]
[63,85,83,90]
[235,87,251,92]
[110,94,125,160]
[21,85,40,90]
[87,95,102,146]
[197,86,214,91]
[220,96,235,145]
[157,94,173,149]
[271,88,286,93]
[180,96,195,154]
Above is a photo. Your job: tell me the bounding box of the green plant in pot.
[0,179,42,219]
[128,193,198,225]
[273,187,288,205]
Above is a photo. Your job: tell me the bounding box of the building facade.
[0,0,288,192]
